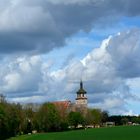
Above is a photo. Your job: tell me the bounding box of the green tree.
[23,106,35,133]
[6,104,21,136]
[0,103,8,139]
[101,111,109,123]
[68,111,85,128]
[0,94,6,103]
[86,109,102,127]
[36,103,61,132]
[131,116,140,124]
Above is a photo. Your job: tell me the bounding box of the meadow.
[9,125,140,140]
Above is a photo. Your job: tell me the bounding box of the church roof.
[77,89,86,94]
[77,81,87,94]
[53,100,71,110]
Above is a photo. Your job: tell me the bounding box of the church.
[22,81,88,114]
[53,81,88,113]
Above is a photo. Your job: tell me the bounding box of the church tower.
[75,81,87,107]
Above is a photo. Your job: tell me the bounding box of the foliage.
[0,102,23,139]
[85,109,103,127]
[1,95,140,140]
[35,103,61,132]
[68,111,85,128]
[108,115,140,126]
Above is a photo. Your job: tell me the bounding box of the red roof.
[53,100,71,110]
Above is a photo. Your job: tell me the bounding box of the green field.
[9,125,140,140]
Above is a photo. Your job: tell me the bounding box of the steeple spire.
[80,80,83,89]
[77,80,86,95]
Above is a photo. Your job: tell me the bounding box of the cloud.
[1,28,139,93]
[46,0,93,5]
[107,29,140,78]
[0,27,140,114]
[0,0,140,54]
[0,0,140,115]
[0,55,43,97]
[43,28,140,114]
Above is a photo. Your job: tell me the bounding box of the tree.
[36,103,61,132]
[0,103,8,139]
[23,106,35,133]
[108,116,122,125]
[6,104,21,136]
[86,109,102,127]
[68,111,85,128]
[101,111,109,123]
[0,94,6,103]
[121,117,129,125]
[131,116,140,124]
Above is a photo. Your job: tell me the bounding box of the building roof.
[53,100,71,110]
[77,81,87,94]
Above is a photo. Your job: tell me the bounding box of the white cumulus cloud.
[0,28,140,115]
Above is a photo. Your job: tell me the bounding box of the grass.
[9,125,140,140]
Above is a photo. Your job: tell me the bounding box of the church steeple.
[80,80,83,89]
[77,80,86,95]
[75,81,87,106]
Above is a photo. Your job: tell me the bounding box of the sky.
[0,0,140,115]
